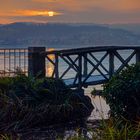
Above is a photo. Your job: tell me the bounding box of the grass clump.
[1,119,140,140]
[60,118,140,140]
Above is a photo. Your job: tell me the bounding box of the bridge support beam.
[83,54,88,77]
[54,54,59,79]
[28,47,46,78]
[78,54,82,89]
[109,51,114,78]
[136,49,140,63]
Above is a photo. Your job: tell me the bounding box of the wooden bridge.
[0,46,140,89]
[28,46,140,89]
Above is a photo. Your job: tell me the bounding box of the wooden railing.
[42,46,140,88]
[26,46,140,88]
[0,48,28,76]
[1,46,140,89]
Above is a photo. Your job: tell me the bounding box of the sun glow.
[48,11,54,17]
[46,48,55,77]
[13,10,61,17]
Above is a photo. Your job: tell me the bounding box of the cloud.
[0,0,140,23]
[2,8,139,24]
[15,10,62,16]
[0,10,62,17]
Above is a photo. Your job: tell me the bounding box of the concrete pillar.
[28,47,46,78]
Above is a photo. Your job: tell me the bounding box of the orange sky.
[0,0,140,24]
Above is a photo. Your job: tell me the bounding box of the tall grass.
[62,118,140,140]
[0,134,20,140]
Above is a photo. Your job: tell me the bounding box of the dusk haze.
[0,0,140,140]
[0,0,140,24]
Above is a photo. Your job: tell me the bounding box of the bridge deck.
[64,74,109,88]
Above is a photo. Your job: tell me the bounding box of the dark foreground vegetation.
[103,63,140,122]
[1,63,140,139]
[0,74,93,132]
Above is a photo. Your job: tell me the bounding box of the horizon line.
[1,21,140,25]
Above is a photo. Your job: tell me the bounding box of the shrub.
[103,63,140,121]
[0,75,93,131]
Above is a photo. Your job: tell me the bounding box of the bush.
[103,63,140,121]
[0,75,93,131]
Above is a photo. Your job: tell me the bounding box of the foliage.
[0,134,20,140]
[0,75,93,131]
[96,118,140,140]
[103,63,140,121]
[0,118,140,140]
[60,118,140,140]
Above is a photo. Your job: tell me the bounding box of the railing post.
[54,54,59,79]
[28,47,46,78]
[109,50,114,78]
[136,49,140,63]
[78,54,82,89]
[83,53,88,77]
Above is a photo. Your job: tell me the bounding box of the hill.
[109,24,140,35]
[0,22,140,46]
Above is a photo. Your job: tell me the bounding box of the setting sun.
[48,11,54,17]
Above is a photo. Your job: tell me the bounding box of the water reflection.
[85,86,110,120]
[46,48,55,77]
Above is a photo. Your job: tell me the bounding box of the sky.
[0,0,140,24]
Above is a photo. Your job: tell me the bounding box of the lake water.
[0,45,136,120]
